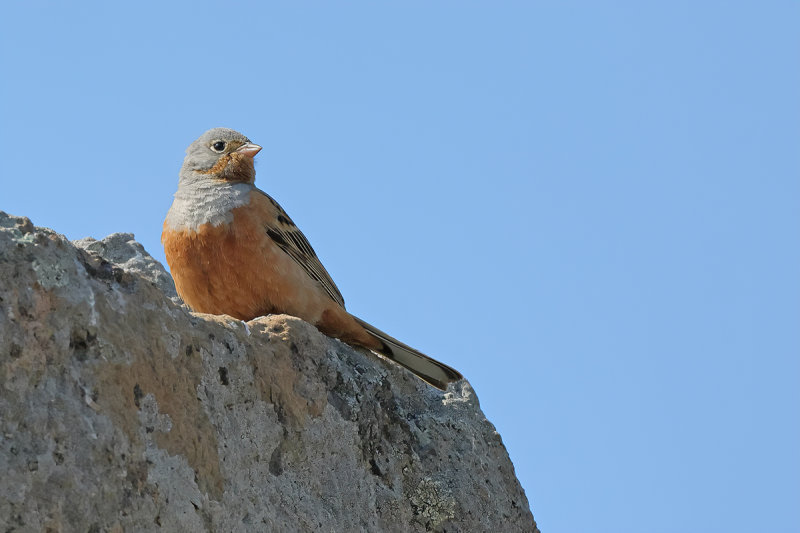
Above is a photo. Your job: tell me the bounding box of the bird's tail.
[352,316,463,390]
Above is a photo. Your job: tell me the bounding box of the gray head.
[180,128,262,184]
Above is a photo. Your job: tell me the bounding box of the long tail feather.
[352,316,462,390]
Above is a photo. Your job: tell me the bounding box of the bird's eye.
[211,141,226,152]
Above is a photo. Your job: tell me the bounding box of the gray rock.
[0,211,539,532]
[73,233,182,304]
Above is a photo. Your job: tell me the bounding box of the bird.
[162,128,462,390]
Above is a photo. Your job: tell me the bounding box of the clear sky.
[2,2,798,531]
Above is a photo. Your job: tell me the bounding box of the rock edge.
[0,211,538,532]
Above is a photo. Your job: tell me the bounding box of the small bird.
[163,128,462,390]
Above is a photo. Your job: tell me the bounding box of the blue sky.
[2,2,798,531]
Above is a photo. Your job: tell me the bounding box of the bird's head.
[180,128,262,184]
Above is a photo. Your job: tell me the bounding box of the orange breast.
[164,202,313,321]
[162,191,380,350]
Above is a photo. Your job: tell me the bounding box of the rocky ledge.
[0,211,538,532]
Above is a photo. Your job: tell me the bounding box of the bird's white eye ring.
[210,140,226,153]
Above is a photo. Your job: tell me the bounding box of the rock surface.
[0,211,538,532]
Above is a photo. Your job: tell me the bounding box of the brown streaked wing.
[255,190,346,308]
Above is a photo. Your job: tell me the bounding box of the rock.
[72,233,182,304]
[0,211,538,532]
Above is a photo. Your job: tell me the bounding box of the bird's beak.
[236,143,262,158]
